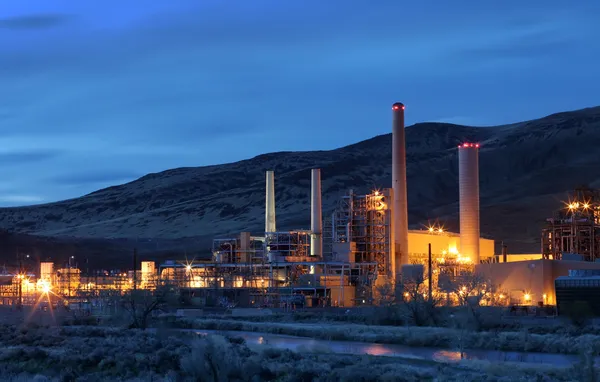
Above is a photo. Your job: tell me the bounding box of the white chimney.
[311,168,322,259]
[458,143,480,263]
[392,102,409,273]
[265,170,276,233]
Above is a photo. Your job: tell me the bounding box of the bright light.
[437,228,443,233]
[448,247,458,255]
[186,265,192,272]
[524,293,531,302]
[374,190,379,196]
[499,294,505,299]
[42,284,50,293]
[428,227,434,233]
[583,203,590,209]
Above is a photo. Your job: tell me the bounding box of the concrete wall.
[408,230,494,262]
[478,259,600,306]
[477,260,551,305]
[499,254,543,263]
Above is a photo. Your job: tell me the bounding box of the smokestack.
[392,102,410,273]
[458,142,480,263]
[265,170,276,233]
[311,168,322,259]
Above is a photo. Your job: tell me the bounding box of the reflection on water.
[363,343,392,356]
[433,350,462,362]
[196,329,598,367]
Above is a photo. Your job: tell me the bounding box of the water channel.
[196,329,592,366]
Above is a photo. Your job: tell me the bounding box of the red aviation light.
[459,143,480,148]
[392,103,405,111]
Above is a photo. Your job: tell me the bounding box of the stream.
[196,329,594,366]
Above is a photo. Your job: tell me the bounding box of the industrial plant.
[2,102,600,314]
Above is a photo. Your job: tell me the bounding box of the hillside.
[1,106,600,255]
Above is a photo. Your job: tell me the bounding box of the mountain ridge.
[1,105,600,255]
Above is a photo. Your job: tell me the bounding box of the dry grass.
[0,322,590,381]
[175,317,600,355]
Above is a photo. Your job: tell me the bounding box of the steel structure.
[542,187,600,261]
[325,189,392,277]
[157,260,377,307]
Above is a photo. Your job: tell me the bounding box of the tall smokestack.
[392,102,409,273]
[265,170,276,233]
[310,168,322,259]
[458,142,480,263]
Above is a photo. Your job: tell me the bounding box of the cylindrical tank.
[392,102,410,273]
[265,170,276,233]
[458,143,480,263]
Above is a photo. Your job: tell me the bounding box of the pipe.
[392,102,410,274]
[265,170,276,234]
[311,168,322,259]
[458,142,480,263]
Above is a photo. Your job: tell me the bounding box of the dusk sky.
[1,1,599,206]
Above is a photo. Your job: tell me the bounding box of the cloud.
[0,0,598,206]
[0,14,72,30]
[0,150,62,164]
[49,170,142,187]
[0,195,44,205]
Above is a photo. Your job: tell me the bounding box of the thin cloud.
[49,170,142,186]
[0,150,62,164]
[0,195,44,205]
[0,14,73,30]
[0,0,598,206]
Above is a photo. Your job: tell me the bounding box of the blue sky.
[0,1,599,206]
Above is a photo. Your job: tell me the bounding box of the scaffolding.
[265,231,311,260]
[541,187,600,261]
[327,189,391,276]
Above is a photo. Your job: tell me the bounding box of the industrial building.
[541,187,600,261]
[5,101,600,312]
[555,270,600,316]
[155,102,498,307]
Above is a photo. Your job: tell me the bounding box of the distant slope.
[1,106,600,254]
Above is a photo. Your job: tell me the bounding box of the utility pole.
[133,248,138,292]
[18,253,23,309]
[428,243,432,303]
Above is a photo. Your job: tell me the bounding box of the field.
[0,304,597,381]
[0,321,594,382]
